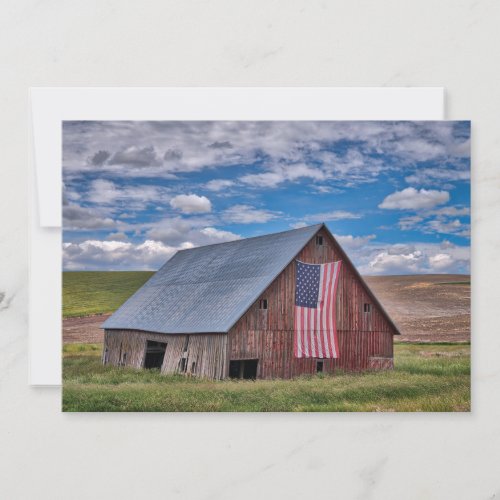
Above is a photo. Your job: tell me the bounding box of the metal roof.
[102,224,323,334]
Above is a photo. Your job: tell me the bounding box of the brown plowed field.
[63,274,470,344]
[364,274,470,342]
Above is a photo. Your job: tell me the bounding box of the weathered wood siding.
[227,229,395,378]
[103,329,227,379]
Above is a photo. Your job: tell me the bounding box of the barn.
[101,224,400,379]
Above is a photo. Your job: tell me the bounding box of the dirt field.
[63,314,110,343]
[63,274,470,344]
[364,274,470,342]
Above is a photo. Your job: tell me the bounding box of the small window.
[316,360,324,373]
[364,303,371,313]
[259,299,268,310]
[191,361,196,373]
[183,335,189,352]
[316,235,324,246]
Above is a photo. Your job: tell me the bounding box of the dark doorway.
[144,341,167,369]
[229,359,258,380]
[316,360,324,373]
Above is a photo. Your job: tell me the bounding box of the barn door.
[144,340,167,369]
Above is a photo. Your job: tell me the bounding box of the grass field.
[63,271,154,318]
[63,343,470,412]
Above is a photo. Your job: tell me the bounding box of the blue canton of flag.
[295,261,321,308]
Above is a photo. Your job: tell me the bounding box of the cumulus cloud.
[222,204,281,224]
[208,141,233,149]
[63,239,179,271]
[88,150,111,166]
[205,179,235,191]
[353,241,470,275]
[367,250,425,274]
[109,146,161,167]
[241,163,326,188]
[302,210,361,223]
[169,194,212,214]
[63,204,116,230]
[105,231,128,241]
[398,215,424,230]
[397,208,470,238]
[63,223,242,270]
[405,167,470,185]
[379,187,450,210]
[87,179,169,206]
[334,234,376,250]
[199,227,241,241]
[163,148,183,161]
[146,217,239,247]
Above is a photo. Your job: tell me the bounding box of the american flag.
[294,260,342,358]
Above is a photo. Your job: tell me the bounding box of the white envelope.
[29,87,445,385]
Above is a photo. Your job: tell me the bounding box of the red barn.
[102,224,399,379]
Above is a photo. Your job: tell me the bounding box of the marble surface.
[1,1,499,499]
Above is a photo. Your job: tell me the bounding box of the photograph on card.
[62,120,470,412]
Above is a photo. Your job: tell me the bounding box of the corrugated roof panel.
[102,224,322,334]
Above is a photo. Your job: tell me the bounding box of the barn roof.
[102,224,323,334]
[102,223,400,335]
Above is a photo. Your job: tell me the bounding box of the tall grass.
[63,343,470,412]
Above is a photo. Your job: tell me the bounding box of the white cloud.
[334,234,376,250]
[146,217,240,247]
[63,224,242,270]
[405,168,470,185]
[367,250,425,274]
[63,239,178,271]
[87,179,168,206]
[240,163,326,188]
[200,227,241,241]
[169,194,212,214]
[398,215,424,230]
[109,146,162,167]
[63,204,117,230]
[222,204,280,224]
[204,179,235,191]
[302,210,361,223]
[353,241,470,275]
[379,187,450,210]
[240,171,284,188]
[105,232,128,241]
[428,253,454,270]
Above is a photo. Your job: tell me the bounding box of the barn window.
[364,303,371,313]
[144,340,167,369]
[183,335,189,352]
[191,361,196,373]
[316,360,324,373]
[316,235,324,246]
[259,299,268,310]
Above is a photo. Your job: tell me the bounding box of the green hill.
[63,271,154,318]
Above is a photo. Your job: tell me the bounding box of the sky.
[62,120,470,275]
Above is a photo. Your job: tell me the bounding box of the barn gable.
[103,223,400,338]
[227,226,399,378]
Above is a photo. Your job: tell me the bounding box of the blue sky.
[62,121,470,274]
